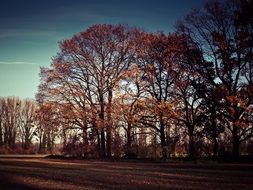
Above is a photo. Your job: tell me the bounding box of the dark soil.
[0,158,252,189]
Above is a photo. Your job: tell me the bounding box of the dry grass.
[0,158,252,190]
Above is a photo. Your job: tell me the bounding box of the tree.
[0,97,37,152]
[193,81,226,158]
[177,0,253,158]
[35,101,60,153]
[37,24,137,158]
[0,98,4,146]
[2,97,22,149]
[135,32,179,158]
[113,64,146,157]
[19,99,36,150]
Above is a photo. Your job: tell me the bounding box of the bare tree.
[20,99,36,150]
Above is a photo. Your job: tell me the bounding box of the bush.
[0,145,13,154]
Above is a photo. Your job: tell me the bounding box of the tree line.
[0,97,59,154]
[1,0,252,159]
[0,97,37,153]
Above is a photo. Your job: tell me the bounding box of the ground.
[0,156,252,190]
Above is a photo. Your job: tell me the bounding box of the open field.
[0,158,253,190]
[0,154,49,159]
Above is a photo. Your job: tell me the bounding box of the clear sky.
[0,0,206,99]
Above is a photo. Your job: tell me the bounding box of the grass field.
[0,158,252,190]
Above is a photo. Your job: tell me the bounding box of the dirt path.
[0,158,252,190]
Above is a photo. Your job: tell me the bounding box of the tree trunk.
[99,91,106,158]
[82,109,89,157]
[41,132,47,153]
[4,125,7,145]
[8,127,12,148]
[159,114,167,159]
[0,122,2,146]
[39,135,42,152]
[24,128,30,150]
[11,130,16,150]
[232,124,240,159]
[96,130,101,156]
[82,127,89,157]
[125,123,133,157]
[106,129,112,158]
[212,137,218,159]
[188,127,195,159]
[62,128,67,149]
[94,122,101,157]
[160,125,167,159]
[100,129,106,158]
[47,131,51,152]
[211,120,219,159]
[106,89,113,158]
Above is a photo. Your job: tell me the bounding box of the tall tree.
[20,99,36,150]
[2,97,22,149]
[113,64,146,157]
[37,24,137,158]
[177,0,253,158]
[135,32,178,158]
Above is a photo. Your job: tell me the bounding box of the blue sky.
[0,0,206,99]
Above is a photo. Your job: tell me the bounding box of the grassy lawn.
[0,158,252,190]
